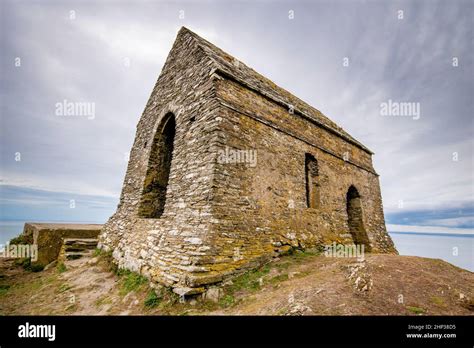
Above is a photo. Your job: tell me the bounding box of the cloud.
[1,0,472,231]
[424,216,474,228]
[0,185,115,222]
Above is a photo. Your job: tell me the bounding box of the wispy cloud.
[0,185,115,222]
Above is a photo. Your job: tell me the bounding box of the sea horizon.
[0,219,472,272]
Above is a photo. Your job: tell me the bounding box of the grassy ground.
[0,249,472,315]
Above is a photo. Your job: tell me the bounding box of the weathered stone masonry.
[99,27,397,296]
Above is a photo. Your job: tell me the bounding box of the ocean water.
[0,220,102,245]
[389,232,473,272]
[0,220,26,245]
[0,220,472,272]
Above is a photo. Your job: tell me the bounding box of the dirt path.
[58,257,123,315]
[0,254,147,315]
[223,254,474,315]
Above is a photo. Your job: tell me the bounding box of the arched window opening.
[305,154,320,209]
[138,113,176,218]
[346,185,371,251]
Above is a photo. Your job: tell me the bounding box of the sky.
[0,0,473,234]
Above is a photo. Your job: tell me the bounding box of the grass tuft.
[57,262,67,273]
[226,265,271,294]
[0,284,10,296]
[406,306,425,314]
[218,294,235,308]
[118,269,148,296]
[144,290,161,308]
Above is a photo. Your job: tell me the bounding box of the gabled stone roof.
[179,27,373,154]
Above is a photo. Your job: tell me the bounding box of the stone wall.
[190,77,397,282]
[99,27,396,296]
[20,223,102,267]
[99,28,224,294]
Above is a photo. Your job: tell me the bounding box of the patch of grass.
[93,247,114,258]
[431,296,446,307]
[58,283,71,293]
[118,269,148,296]
[8,234,31,245]
[96,249,118,274]
[276,262,291,270]
[95,295,113,307]
[144,290,161,308]
[13,258,44,272]
[406,306,425,314]
[144,287,184,314]
[218,294,235,308]
[30,264,44,272]
[13,258,23,267]
[14,257,30,269]
[161,288,181,307]
[268,273,289,284]
[290,270,311,279]
[57,262,67,273]
[289,249,321,262]
[44,275,57,284]
[226,264,271,294]
[65,303,78,312]
[215,250,321,309]
[275,261,291,271]
[0,284,10,296]
[198,298,219,311]
[30,278,44,291]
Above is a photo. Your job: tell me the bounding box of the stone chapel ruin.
[98,27,397,296]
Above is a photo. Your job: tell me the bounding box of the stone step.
[63,238,98,245]
[63,238,98,252]
[62,238,98,261]
[65,250,94,260]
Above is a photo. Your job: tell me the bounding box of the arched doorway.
[138,113,176,218]
[346,185,371,251]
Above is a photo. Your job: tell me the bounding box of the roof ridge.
[178,27,373,154]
